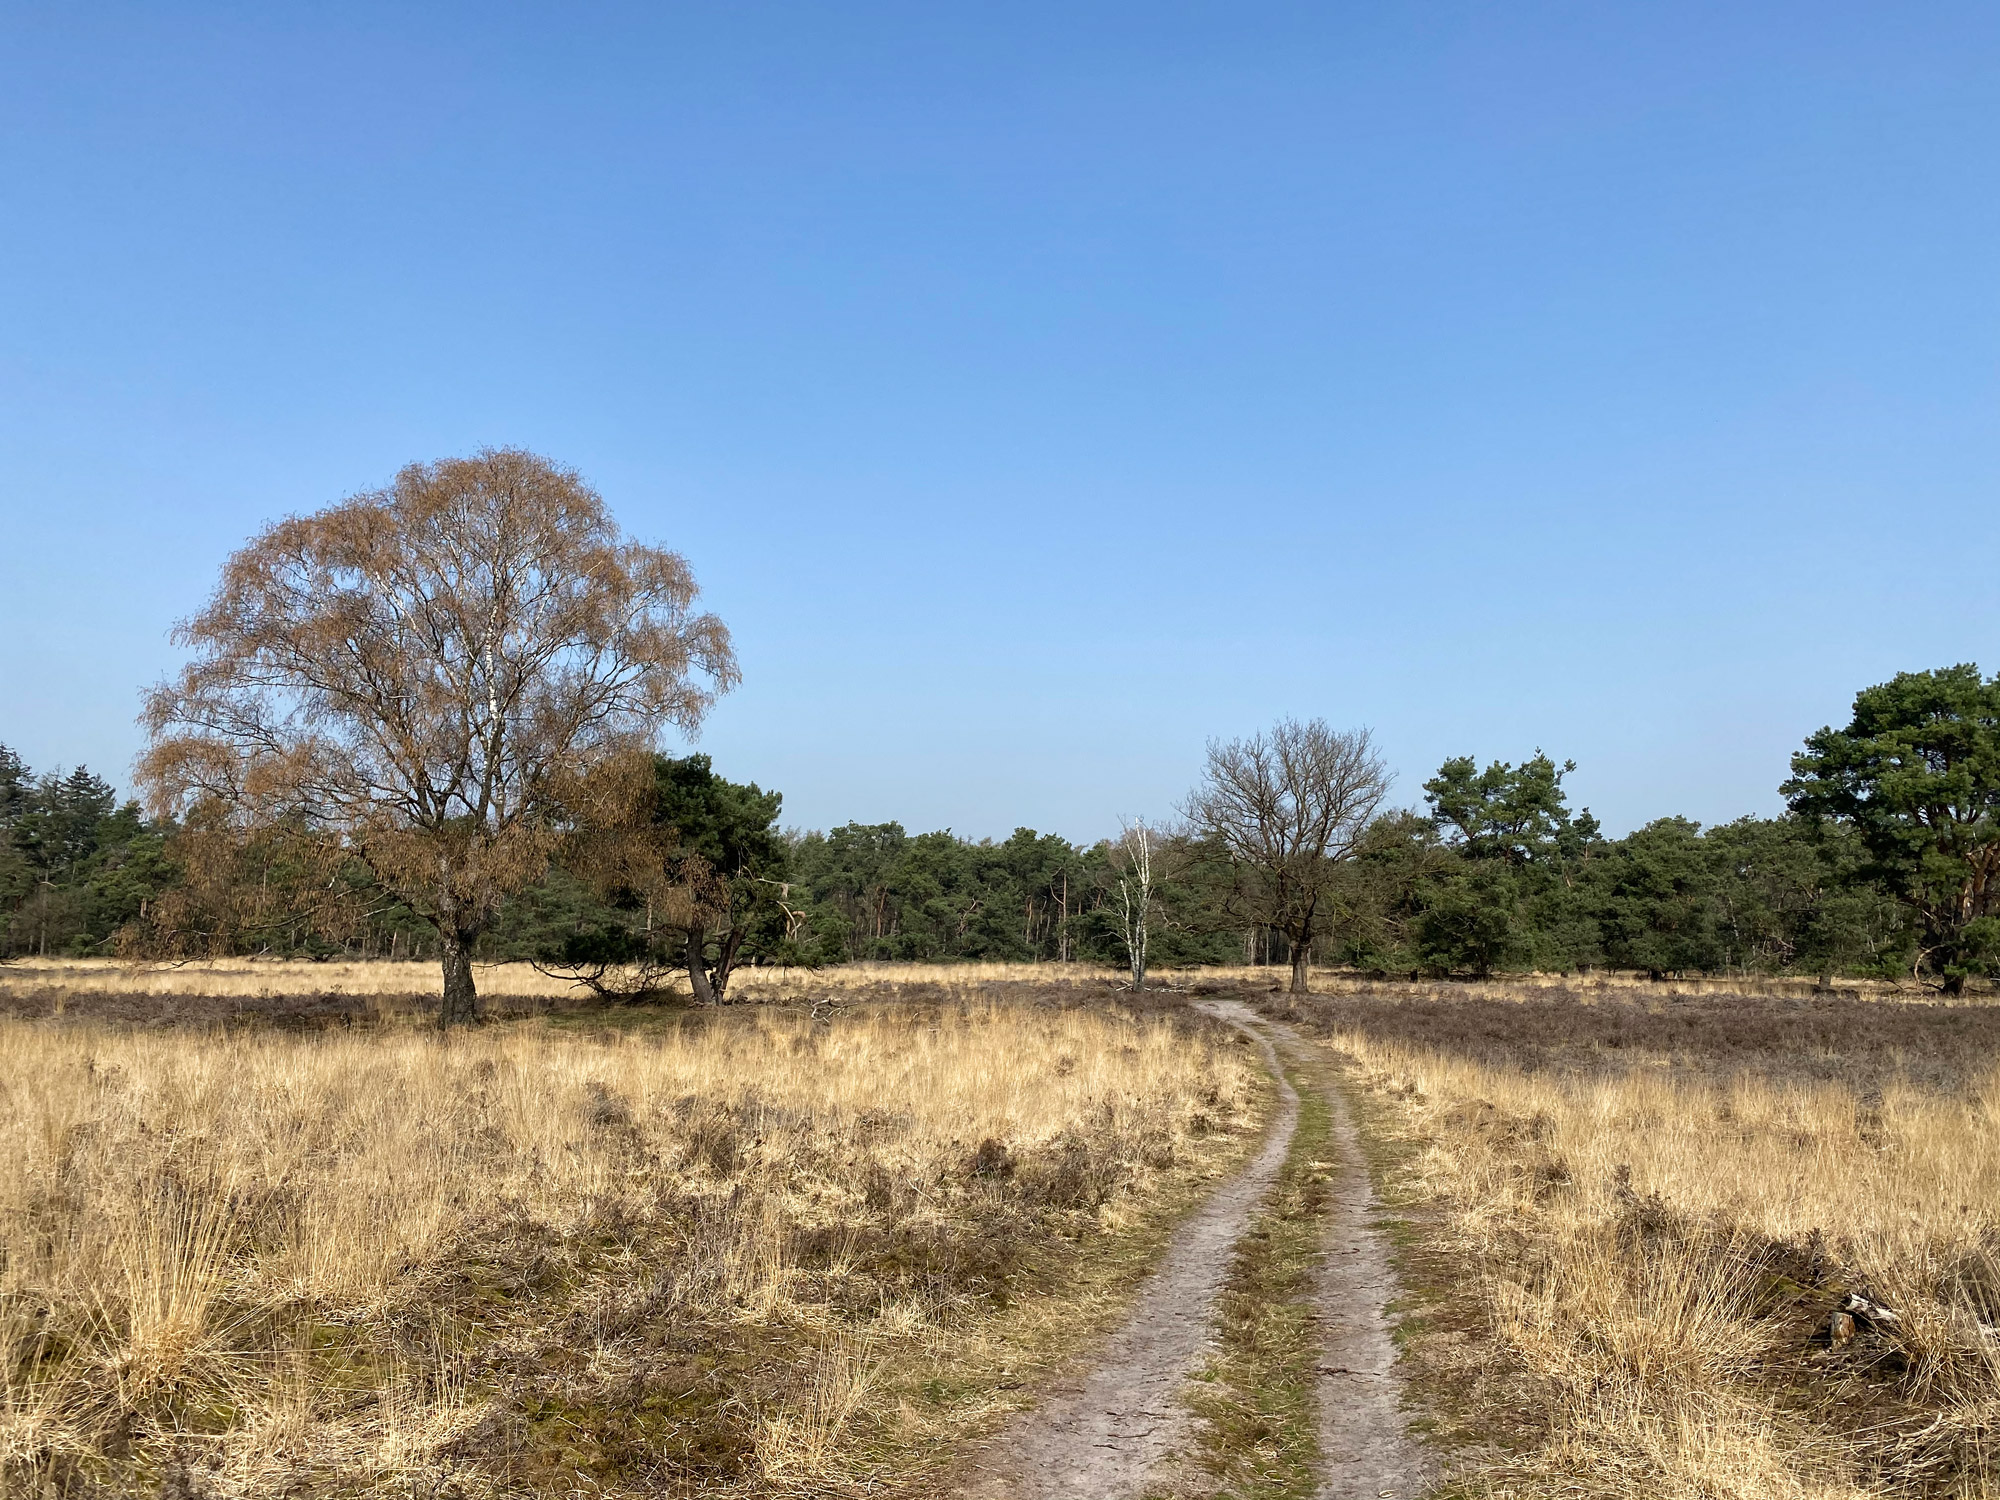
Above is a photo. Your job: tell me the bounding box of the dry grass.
[1276,987,2000,1499]
[0,955,591,1000]
[0,959,1128,1002]
[1,959,1961,1031]
[0,995,1261,1498]
[7,956,1960,1043]
[0,961,1140,1033]
[1276,968,1967,1005]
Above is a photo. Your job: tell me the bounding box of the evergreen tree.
[1785,665,2000,990]
[1416,751,1603,974]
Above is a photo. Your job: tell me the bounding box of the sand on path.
[959,997,1432,1499]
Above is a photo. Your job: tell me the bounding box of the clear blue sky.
[3,3,1995,841]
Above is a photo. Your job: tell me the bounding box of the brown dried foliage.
[137,449,737,1022]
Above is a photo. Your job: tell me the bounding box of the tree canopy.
[137,449,737,1023]
[0,748,167,959]
[549,753,789,1002]
[1425,752,1600,865]
[1184,719,1392,993]
[8,661,1988,996]
[1784,664,2000,990]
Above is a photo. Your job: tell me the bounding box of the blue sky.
[2,2,1995,840]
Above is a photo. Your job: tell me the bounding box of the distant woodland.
[2,715,1972,986]
[16,450,1976,1010]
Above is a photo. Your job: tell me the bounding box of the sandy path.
[959,998,1431,1500]
[960,1002,1298,1499]
[1308,1047,1434,1499]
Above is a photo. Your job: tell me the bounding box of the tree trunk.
[1289,937,1310,994]
[685,927,718,1006]
[712,923,746,1001]
[439,933,482,1029]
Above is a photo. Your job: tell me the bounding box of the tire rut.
[957,998,1431,1500]
[1304,1031,1434,1499]
[960,1002,1298,1500]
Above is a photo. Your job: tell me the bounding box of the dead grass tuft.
[0,996,1259,1497]
[1279,986,2000,1498]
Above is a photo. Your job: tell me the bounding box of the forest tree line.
[22,446,1983,1024]
[0,728,1956,988]
[56,449,1989,1021]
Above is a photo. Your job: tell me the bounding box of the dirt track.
[1312,1050,1434,1498]
[961,998,1432,1499]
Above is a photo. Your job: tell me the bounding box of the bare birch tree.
[1183,719,1391,994]
[1112,818,1161,989]
[138,449,738,1026]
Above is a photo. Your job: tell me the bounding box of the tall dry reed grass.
[0,999,1258,1498]
[1313,999,2000,1498]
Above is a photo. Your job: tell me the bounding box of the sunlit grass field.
[1290,989,2000,1499]
[0,995,1261,1498]
[10,957,1989,1497]
[0,956,1936,1016]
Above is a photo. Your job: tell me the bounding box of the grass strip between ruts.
[1167,1049,1334,1500]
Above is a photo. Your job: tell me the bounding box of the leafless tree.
[1111,818,1161,989]
[1183,719,1392,994]
[138,449,738,1026]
